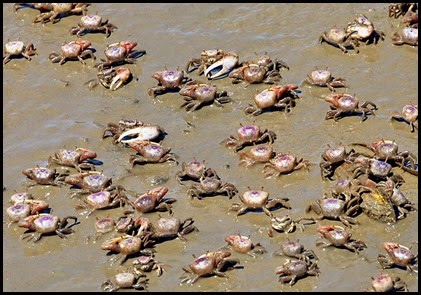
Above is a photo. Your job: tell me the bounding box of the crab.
[86,66,133,91]
[273,238,318,262]
[85,216,115,243]
[390,103,418,133]
[247,51,290,72]
[180,250,240,285]
[27,3,89,24]
[49,40,95,65]
[175,158,217,184]
[204,51,240,79]
[324,93,377,122]
[305,193,361,227]
[185,48,225,75]
[22,166,68,187]
[18,213,78,243]
[228,63,281,84]
[365,272,408,292]
[316,225,367,254]
[320,143,356,180]
[187,173,238,200]
[128,141,178,168]
[304,66,347,91]
[238,143,276,168]
[351,155,394,181]
[275,257,320,286]
[95,40,146,70]
[388,3,415,19]
[147,213,198,242]
[130,186,177,214]
[101,271,149,292]
[101,234,155,265]
[401,4,418,27]
[115,216,151,236]
[377,242,418,273]
[387,185,417,220]
[133,254,169,277]
[222,124,277,152]
[319,27,360,53]
[224,234,267,257]
[75,186,133,217]
[230,187,291,217]
[6,199,50,223]
[269,214,316,235]
[346,14,385,45]
[148,66,191,97]
[263,152,310,179]
[64,171,115,197]
[179,81,232,112]
[101,119,144,143]
[115,123,165,145]
[244,84,300,116]
[69,13,117,38]
[391,27,418,46]
[3,40,37,64]
[48,147,98,172]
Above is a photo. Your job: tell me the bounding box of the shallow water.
[3,3,418,292]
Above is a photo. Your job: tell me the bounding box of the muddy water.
[3,3,418,292]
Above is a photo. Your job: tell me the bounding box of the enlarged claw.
[204,52,239,79]
[117,125,163,144]
[109,67,132,91]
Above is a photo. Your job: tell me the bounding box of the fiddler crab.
[115,216,151,236]
[3,40,37,64]
[22,166,68,187]
[244,84,300,116]
[305,192,361,227]
[49,40,95,65]
[186,48,225,75]
[103,120,165,145]
[204,51,240,80]
[269,214,316,235]
[133,254,169,277]
[304,66,347,91]
[179,81,232,112]
[247,51,290,72]
[64,171,115,197]
[351,155,394,181]
[15,3,90,24]
[85,216,115,243]
[316,225,367,254]
[101,270,149,292]
[345,14,385,45]
[238,143,276,168]
[365,272,408,292]
[180,250,241,285]
[69,13,117,38]
[148,66,191,97]
[223,234,267,257]
[48,147,98,172]
[95,40,146,70]
[187,171,238,200]
[230,187,291,217]
[390,103,418,133]
[18,213,78,243]
[324,93,378,122]
[319,26,360,53]
[175,158,217,185]
[228,62,281,85]
[86,66,133,91]
[275,256,320,286]
[273,238,318,262]
[222,124,277,152]
[146,213,198,242]
[377,242,418,273]
[102,119,143,142]
[129,186,177,214]
[319,143,356,180]
[128,141,178,168]
[7,199,50,223]
[263,152,310,179]
[392,27,418,46]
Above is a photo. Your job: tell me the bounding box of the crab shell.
[5,41,24,54]
[225,234,253,253]
[80,14,102,28]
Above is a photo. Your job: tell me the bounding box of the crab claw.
[109,67,132,91]
[204,52,239,79]
[117,125,162,144]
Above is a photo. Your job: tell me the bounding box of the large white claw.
[204,52,239,79]
[109,67,131,91]
[117,126,161,144]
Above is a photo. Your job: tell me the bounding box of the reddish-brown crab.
[304,67,347,91]
[263,152,310,179]
[316,225,367,254]
[238,143,276,168]
[228,63,281,84]
[95,41,146,70]
[275,257,320,286]
[148,66,191,97]
[230,187,290,217]
[365,272,408,292]
[324,93,377,121]
[101,234,155,264]
[69,13,117,38]
[18,213,78,242]
[179,81,232,112]
[87,66,133,91]
[187,172,238,200]
[244,84,300,116]
[224,234,267,257]
[22,166,68,187]
[222,124,277,152]
[48,147,98,172]
[377,242,418,272]
[204,51,240,79]
[319,27,360,53]
[49,40,95,65]
[128,141,178,168]
[180,250,240,285]
[390,103,418,132]
[3,40,37,64]
[129,186,176,214]
[392,27,418,46]
[185,48,225,75]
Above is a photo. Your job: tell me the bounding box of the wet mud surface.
[3,3,418,292]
